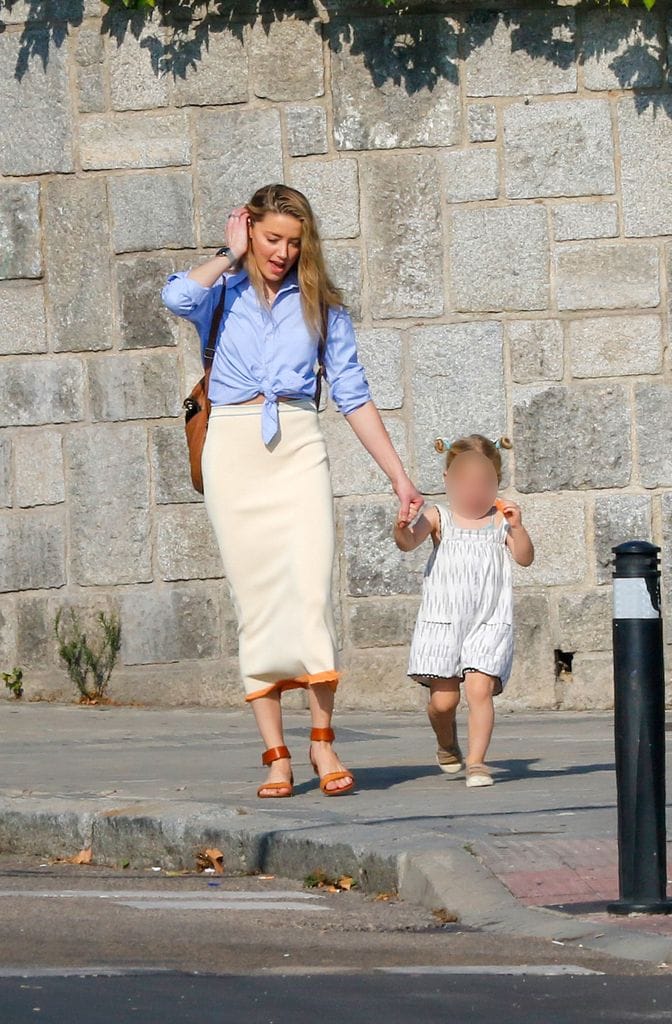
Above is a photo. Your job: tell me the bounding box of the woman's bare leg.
[307,683,353,792]
[250,691,292,797]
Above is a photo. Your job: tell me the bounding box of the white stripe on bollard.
[613,576,659,620]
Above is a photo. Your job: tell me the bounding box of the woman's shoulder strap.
[203,278,227,368]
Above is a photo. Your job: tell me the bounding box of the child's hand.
[394,477,424,528]
[495,498,522,528]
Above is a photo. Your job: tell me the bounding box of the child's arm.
[496,499,534,566]
[394,504,440,552]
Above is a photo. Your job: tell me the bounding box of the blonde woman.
[162,184,423,799]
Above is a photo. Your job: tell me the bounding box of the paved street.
[0,858,655,977]
[3,969,672,1024]
[1,706,672,979]
[1,857,671,1023]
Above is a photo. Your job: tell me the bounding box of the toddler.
[394,434,534,787]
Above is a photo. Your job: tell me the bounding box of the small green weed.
[2,667,24,699]
[54,609,122,703]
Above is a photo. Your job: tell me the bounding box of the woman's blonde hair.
[434,434,512,484]
[244,184,343,340]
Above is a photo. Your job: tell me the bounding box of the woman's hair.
[433,434,512,483]
[244,183,343,339]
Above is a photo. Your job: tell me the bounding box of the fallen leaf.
[196,847,224,874]
[432,908,459,924]
[57,847,93,865]
[304,870,357,893]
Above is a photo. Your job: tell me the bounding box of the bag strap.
[203,278,227,370]
[314,302,328,411]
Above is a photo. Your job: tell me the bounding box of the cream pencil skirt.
[202,398,340,702]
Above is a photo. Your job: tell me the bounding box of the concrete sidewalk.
[1,704,671,965]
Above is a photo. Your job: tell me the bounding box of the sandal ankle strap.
[262,745,291,766]
[310,727,335,743]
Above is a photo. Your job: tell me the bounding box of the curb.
[1,801,671,966]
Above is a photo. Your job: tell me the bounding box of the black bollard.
[607,540,671,915]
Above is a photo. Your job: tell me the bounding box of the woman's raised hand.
[226,207,250,262]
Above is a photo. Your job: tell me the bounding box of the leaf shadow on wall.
[0,0,669,117]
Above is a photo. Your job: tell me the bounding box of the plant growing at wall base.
[2,667,24,699]
[54,609,122,704]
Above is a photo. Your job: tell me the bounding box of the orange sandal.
[309,728,355,797]
[257,745,294,799]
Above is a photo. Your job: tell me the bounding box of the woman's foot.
[309,728,355,795]
[257,745,293,799]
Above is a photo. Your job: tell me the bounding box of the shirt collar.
[225,264,300,296]
[276,265,300,294]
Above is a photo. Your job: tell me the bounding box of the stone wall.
[0,0,671,710]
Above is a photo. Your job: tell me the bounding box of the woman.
[162,184,423,799]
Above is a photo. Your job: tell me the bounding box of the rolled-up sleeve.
[162,270,226,361]
[161,270,221,326]
[324,307,372,415]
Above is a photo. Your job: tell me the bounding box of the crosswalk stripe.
[117,899,326,911]
[0,889,328,913]
[0,967,170,978]
[379,965,604,976]
[0,889,323,901]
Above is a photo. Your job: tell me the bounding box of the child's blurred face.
[444,452,499,518]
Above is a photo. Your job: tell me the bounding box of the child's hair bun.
[435,435,512,455]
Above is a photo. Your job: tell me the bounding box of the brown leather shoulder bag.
[183,280,227,494]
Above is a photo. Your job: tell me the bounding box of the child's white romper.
[408,503,514,695]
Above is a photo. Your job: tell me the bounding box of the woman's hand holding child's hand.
[394,478,424,528]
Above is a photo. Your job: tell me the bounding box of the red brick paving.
[471,836,672,936]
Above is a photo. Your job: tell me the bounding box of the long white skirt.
[202,399,339,702]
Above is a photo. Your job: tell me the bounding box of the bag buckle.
[183,396,201,422]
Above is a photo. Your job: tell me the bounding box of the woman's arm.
[323,308,423,526]
[187,253,238,289]
[345,401,424,526]
[394,504,438,552]
[187,207,249,287]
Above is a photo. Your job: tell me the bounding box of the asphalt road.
[2,971,672,1024]
[1,857,671,1023]
[0,856,660,977]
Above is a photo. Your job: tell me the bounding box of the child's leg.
[463,670,497,766]
[428,677,461,750]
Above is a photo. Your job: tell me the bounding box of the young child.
[393,434,534,788]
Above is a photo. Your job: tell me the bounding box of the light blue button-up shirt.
[161,266,372,445]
